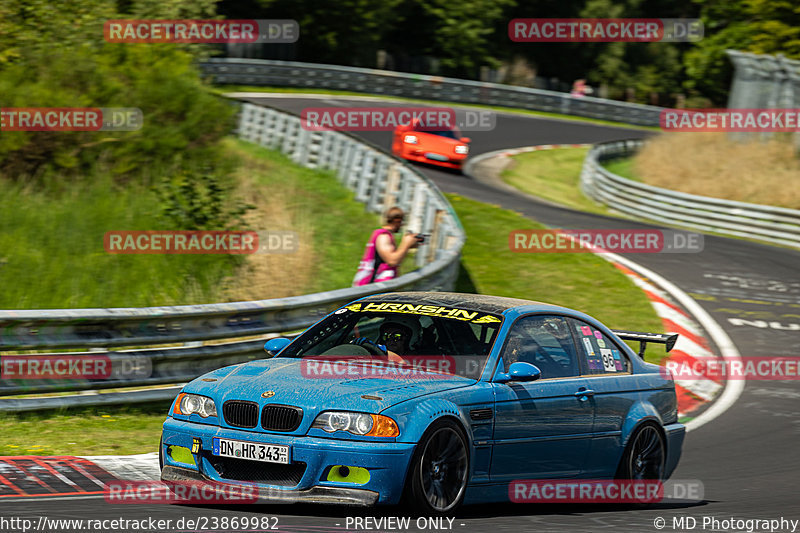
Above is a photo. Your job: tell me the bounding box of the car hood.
[188,357,475,415]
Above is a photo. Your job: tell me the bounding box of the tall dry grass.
[633,133,800,209]
[220,154,315,301]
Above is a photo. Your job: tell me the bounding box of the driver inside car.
[380,315,424,362]
[347,315,421,364]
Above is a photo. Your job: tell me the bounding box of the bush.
[154,168,255,231]
[0,44,234,183]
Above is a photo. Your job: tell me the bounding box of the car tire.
[159,436,164,471]
[404,418,469,515]
[617,422,666,480]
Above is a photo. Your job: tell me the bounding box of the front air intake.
[261,405,303,432]
[222,400,259,428]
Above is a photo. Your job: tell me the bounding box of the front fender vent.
[469,408,493,421]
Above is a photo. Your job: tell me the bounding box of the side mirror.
[495,362,542,383]
[264,337,291,357]
[460,137,471,144]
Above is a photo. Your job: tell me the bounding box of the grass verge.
[0,175,238,309]
[499,147,614,215]
[602,157,638,181]
[0,403,170,456]
[0,139,380,308]
[224,139,381,297]
[449,193,667,359]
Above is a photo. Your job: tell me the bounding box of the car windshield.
[417,128,460,139]
[279,304,503,378]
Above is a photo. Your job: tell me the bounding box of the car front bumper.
[161,465,379,506]
[161,417,416,505]
[398,149,467,169]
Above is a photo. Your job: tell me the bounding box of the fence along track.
[201,58,663,126]
[581,140,800,249]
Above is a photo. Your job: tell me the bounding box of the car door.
[490,315,595,481]
[568,318,637,477]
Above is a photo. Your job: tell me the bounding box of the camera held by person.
[411,232,429,244]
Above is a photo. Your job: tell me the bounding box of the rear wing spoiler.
[611,330,679,359]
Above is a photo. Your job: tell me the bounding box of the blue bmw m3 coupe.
[160,291,685,513]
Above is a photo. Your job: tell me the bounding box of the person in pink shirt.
[353,207,420,286]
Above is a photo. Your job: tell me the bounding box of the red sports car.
[391,118,471,171]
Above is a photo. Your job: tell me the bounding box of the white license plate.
[212,437,290,464]
[425,152,448,162]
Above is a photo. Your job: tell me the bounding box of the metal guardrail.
[581,140,800,249]
[0,102,465,411]
[201,58,663,127]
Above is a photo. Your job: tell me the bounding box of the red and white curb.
[611,263,722,416]
[0,454,160,500]
[79,453,160,482]
[594,254,744,433]
[464,143,592,175]
[493,144,591,157]
[556,234,726,418]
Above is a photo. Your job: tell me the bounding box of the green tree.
[577,0,687,103]
[245,0,403,67]
[399,0,514,76]
[0,0,233,181]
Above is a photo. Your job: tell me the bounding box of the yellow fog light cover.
[326,465,370,484]
[168,445,196,466]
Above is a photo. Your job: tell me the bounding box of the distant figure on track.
[352,206,419,286]
[571,79,593,98]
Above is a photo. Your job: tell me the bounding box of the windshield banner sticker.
[343,302,501,323]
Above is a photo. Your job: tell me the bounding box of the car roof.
[359,291,572,315]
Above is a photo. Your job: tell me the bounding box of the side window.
[569,319,630,374]
[501,316,580,379]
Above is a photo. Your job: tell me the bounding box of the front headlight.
[173,393,217,418]
[454,145,468,155]
[312,411,399,437]
[403,134,418,144]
